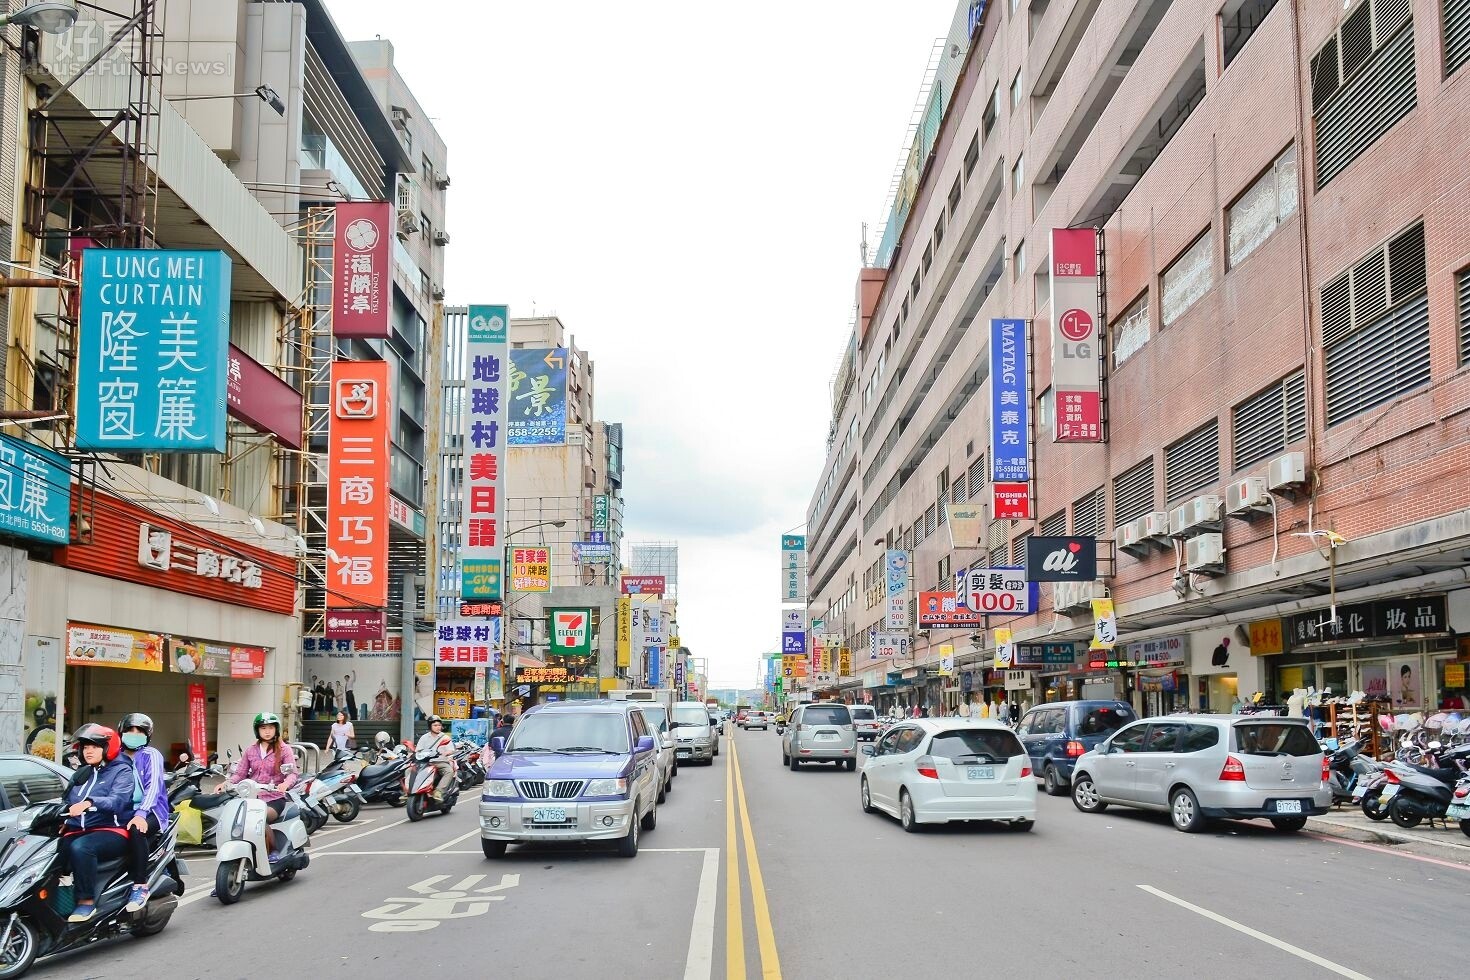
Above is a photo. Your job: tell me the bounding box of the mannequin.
[1287,688,1307,718]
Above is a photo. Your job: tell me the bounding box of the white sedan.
[860,718,1036,832]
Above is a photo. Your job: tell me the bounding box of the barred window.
[989,544,1008,567]
[967,455,986,500]
[937,494,948,526]
[1165,421,1221,502]
[1072,488,1105,537]
[925,504,938,537]
[1232,371,1307,469]
[1457,267,1470,364]
[1012,530,1032,565]
[1312,0,1416,188]
[1227,145,1299,268]
[1162,230,1214,326]
[1112,292,1150,367]
[1113,459,1155,527]
[1040,511,1067,537]
[1448,0,1470,76]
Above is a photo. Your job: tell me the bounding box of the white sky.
[327,0,959,689]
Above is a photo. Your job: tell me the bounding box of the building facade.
[805,0,1470,718]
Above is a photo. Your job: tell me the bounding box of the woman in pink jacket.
[221,712,298,860]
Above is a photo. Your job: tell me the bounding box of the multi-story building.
[806,0,1470,719]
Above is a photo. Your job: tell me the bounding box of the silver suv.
[781,702,857,771]
[670,701,716,764]
[1069,714,1330,833]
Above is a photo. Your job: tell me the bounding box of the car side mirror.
[635,735,656,753]
[861,745,875,757]
[489,736,506,755]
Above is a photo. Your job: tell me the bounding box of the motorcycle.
[213,779,310,905]
[0,801,185,979]
[351,746,410,808]
[403,748,459,821]
[297,751,363,825]
[1445,775,1470,839]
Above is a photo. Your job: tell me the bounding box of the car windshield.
[929,729,1025,763]
[671,705,710,727]
[850,707,876,720]
[638,705,669,733]
[507,712,630,753]
[1078,706,1131,737]
[801,706,851,726]
[1234,722,1320,757]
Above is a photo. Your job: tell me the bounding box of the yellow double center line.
[725,728,781,979]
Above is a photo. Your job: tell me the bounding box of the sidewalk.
[1307,805,1470,853]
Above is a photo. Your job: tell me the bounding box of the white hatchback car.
[860,719,1036,832]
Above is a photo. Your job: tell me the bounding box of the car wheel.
[781,748,790,766]
[641,799,658,831]
[1170,787,1205,833]
[1008,819,1034,832]
[860,776,876,813]
[656,779,667,804]
[1270,816,1307,832]
[481,839,507,859]
[1071,773,1108,814]
[616,812,639,858]
[899,790,921,833]
[789,754,800,771]
[1043,765,1066,797]
[845,758,856,772]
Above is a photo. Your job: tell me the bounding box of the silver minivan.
[1069,714,1330,833]
[781,702,858,771]
[670,701,716,764]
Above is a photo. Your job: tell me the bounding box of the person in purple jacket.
[118,713,169,913]
[221,713,298,861]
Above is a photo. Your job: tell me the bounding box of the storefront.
[1118,635,1189,717]
[1189,627,1268,713]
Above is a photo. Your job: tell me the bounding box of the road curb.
[1307,815,1470,853]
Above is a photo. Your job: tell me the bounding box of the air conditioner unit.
[1267,451,1307,492]
[431,284,446,301]
[1052,580,1099,614]
[1170,495,1223,538]
[1115,517,1148,557]
[396,206,419,237]
[435,175,451,190]
[1226,477,1271,519]
[390,105,411,131]
[1185,533,1225,574]
[1141,511,1172,546]
[433,230,450,246]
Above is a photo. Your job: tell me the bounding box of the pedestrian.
[1021,698,1032,715]
[490,713,515,746]
[344,671,359,721]
[327,710,356,753]
[58,724,136,922]
[998,701,1011,725]
[118,712,169,913]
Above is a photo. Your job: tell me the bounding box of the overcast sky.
[328,0,959,689]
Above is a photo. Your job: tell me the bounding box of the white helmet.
[374,731,392,749]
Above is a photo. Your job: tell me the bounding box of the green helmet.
[253,712,282,738]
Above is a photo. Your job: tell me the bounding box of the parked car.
[671,701,717,764]
[849,705,881,741]
[860,719,1036,832]
[781,702,857,770]
[479,700,661,858]
[1016,700,1136,796]
[0,754,72,812]
[627,702,675,800]
[1069,714,1331,833]
[707,708,723,754]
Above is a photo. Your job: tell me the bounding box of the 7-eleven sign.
[550,608,593,656]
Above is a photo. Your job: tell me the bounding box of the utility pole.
[399,573,417,745]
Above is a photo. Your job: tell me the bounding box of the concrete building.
[805,0,1470,719]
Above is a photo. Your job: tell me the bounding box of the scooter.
[351,747,410,807]
[0,801,185,979]
[213,779,310,905]
[403,749,459,821]
[297,753,362,826]
[1381,764,1459,829]
[1446,775,1470,839]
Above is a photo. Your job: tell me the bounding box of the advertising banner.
[838,647,852,676]
[302,634,406,722]
[994,628,1014,668]
[781,534,807,602]
[965,567,1036,616]
[0,434,71,544]
[1049,228,1103,442]
[917,591,982,628]
[188,683,208,758]
[988,317,1030,484]
[885,550,910,630]
[1091,597,1118,650]
[434,619,499,666]
[169,637,267,679]
[508,347,569,445]
[871,632,910,661]
[227,344,302,449]
[938,644,955,677]
[991,482,1031,521]
[644,610,668,648]
[332,201,391,339]
[1248,619,1284,656]
[781,608,807,654]
[1013,642,1078,667]
[324,609,386,642]
[593,494,609,531]
[648,646,662,687]
[674,657,685,693]
[946,503,985,549]
[549,609,593,656]
[621,575,666,595]
[510,547,551,592]
[1024,536,1098,582]
[1121,634,1186,666]
[66,623,164,672]
[77,249,232,452]
[616,597,632,667]
[327,360,391,609]
[461,306,510,600]
[781,654,807,679]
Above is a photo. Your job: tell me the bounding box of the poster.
[302,635,405,721]
[169,637,267,679]
[66,623,165,672]
[188,683,208,759]
[22,636,60,758]
[1388,657,1421,708]
[452,718,490,747]
[1359,663,1388,700]
[508,347,569,445]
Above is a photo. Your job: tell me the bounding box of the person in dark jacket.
[60,724,137,923]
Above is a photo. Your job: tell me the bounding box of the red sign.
[325,609,386,641]
[436,644,493,666]
[459,601,504,618]
[991,482,1031,520]
[1049,228,1103,444]
[227,345,303,449]
[333,201,391,339]
[621,575,666,595]
[917,591,982,628]
[327,361,391,608]
[1056,389,1102,442]
[188,683,208,758]
[229,647,265,679]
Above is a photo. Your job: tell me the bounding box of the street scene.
[0,0,1468,978]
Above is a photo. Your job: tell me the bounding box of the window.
[934,211,946,250]
[1112,458,1155,526]
[421,153,433,186]
[922,242,933,274]
[1179,724,1221,753]
[1010,0,1022,13]
[1012,240,1026,281]
[948,175,963,217]
[1232,370,1307,469]
[1161,229,1214,326]
[1072,487,1104,537]
[965,132,981,177]
[1221,0,1282,67]
[1143,723,1186,752]
[1079,704,1132,736]
[1233,722,1320,756]
[1459,267,1470,364]
[1111,724,1150,752]
[1011,529,1032,565]
[982,88,999,138]
[1112,292,1150,366]
[1449,0,1470,76]
[1011,154,1025,195]
[1311,0,1417,188]
[1010,69,1023,109]
[967,455,986,500]
[930,729,1024,762]
[1038,386,1053,439]
[0,760,66,808]
[1041,511,1067,536]
[1228,145,1299,268]
[925,503,938,537]
[1322,221,1430,424]
[1164,420,1221,502]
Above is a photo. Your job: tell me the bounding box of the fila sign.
[1023,536,1098,582]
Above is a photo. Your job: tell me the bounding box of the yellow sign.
[414,660,433,677]
[1248,619,1284,656]
[1278,666,1305,693]
[616,597,631,668]
[1091,598,1117,650]
[66,624,164,672]
[1445,663,1466,688]
[838,647,852,677]
[432,690,471,720]
[510,547,552,592]
[938,643,954,677]
[670,635,680,650]
[781,654,806,678]
[993,628,1013,669]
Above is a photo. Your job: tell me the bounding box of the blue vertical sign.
[988,318,1030,483]
[647,646,662,686]
[0,434,71,544]
[781,608,807,654]
[76,249,232,452]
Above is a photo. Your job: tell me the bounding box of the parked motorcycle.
[213,779,310,905]
[296,751,363,825]
[1446,775,1470,839]
[351,746,410,808]
[403,748,459,821]
[0,801,185,978]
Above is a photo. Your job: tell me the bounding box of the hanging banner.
[332,201,392,339]
[1024,536,1099,582]
[593,494,610,531]
[938,644,955,677]
[188,683,208,758]
[1050,228,1103,442]
[434,619,500,666]
[327,360,391,608]
[76,249,232,452]
[616,597,632,667]
[838,646,852,676]
[1091,597,1118,650]
[965,567,1037,616]
[0,434,71,544]
[169,637,267,679]
[781,534,807,603]
[507,347,569,445]
[227,344,303,449]
[988,316,1030,486]
[781,608,807,654]
[885,550,910,630]
[510,547,552,592]
[461,306,510,600]
[994,628,1014,669]
[66,623,164,672]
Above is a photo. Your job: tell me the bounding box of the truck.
[608,688,676,714]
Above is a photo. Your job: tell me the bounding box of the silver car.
[1069,714,1330,833]
[631,703,676,801]
[670,701,716,764]
[781,702,857,771]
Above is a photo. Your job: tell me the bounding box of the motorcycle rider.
[59,724,136,922]
[415,715,456,802]
[118,712,170,913]
[220,713,298,861]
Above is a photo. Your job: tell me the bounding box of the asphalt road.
[25,726,1470,979]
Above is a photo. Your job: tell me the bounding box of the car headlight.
[483,780,517,798]
[584,778,628,796]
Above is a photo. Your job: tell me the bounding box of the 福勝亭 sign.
[333,202,391,339]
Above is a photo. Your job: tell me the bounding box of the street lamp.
[167,84,287,117]
[0,1,78,33]
[508,520,567,538]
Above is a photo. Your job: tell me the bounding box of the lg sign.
[1058,308,1093,342]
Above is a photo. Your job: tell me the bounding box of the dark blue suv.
[1017,700,1135,796]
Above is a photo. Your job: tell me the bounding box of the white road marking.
[311,817,410,851]
[1138,885,1373,979]
[683,847,719,980]
[429,829,482,852]
[363,873,519,932]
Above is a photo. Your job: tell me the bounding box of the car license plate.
[677,749,691,757]
[1447,803,1470,820]
[966,766,996,780]
[1275,800,1303,814]
[531,807,566,823]
[1381,784,1399,799]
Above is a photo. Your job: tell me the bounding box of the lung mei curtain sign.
[76,249,232,452]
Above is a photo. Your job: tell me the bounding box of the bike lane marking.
[684,847,719,980]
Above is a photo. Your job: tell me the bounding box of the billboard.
[510,547,551,592]
[621,575,666,595]
[0,434,70,545]
[508,347,568,445]
[76,249,231,452]
[434,619,500,666]
[965,566,1037,616]
[1024,536,1099,582]
[988,317,1030,518]
[461,306,510,600]
[333,201,391,338]
[327,361,391,609]
[781,534,807,602]
[66,623,164,672]
[917,591,982,628]
[1049,228,1103,442]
